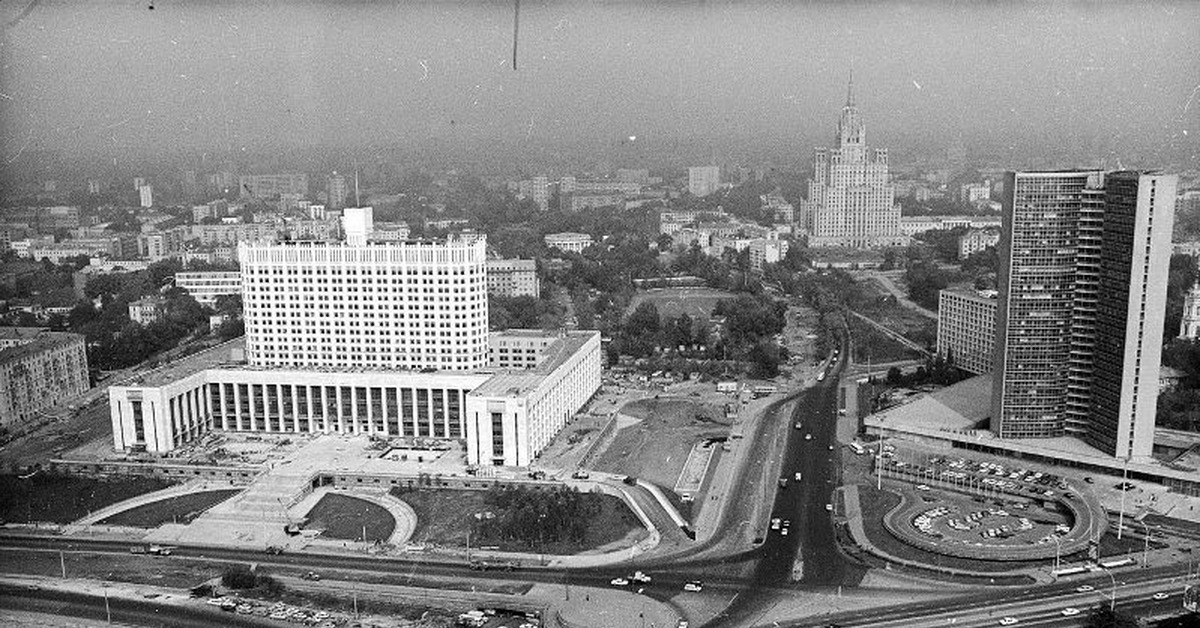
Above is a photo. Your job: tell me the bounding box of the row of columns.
[205,381,466,438]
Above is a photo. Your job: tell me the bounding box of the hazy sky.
[2,1,1198,168]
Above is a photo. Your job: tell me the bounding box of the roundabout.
[877,455,1106,562]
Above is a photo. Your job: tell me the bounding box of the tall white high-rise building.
[239,233,489,371]
[688,166,720,197]
[138,185,154,208]
[992,170,1176,461]
[327,172,348,209]
[800,77,907,248]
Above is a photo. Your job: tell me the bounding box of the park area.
[98,489,242,527]
[0,472,175,524]
[390,485,645,555]
[303,493,396,543]
[593,396,731,492]
[848,278,939,364]
[624,286,737,320]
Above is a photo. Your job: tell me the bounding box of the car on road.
[828,445,834,451]
[1075,585,1094,593]
[805,434,812,441]
[771,518,782,530]
[1060,608,1080,617]
[1153,592,1170,601]
[998,618,1019,626]
[631,571,652,584]
[825,503,834,512]
[780,527,789,536]
[610,577,630,586]
[301,571,320,581]
[916,484,931,491]
[571,470,590,479]
[794,472,803,481]
[683,581,703,592]
[795,422,803,430]
[778,477,788,488]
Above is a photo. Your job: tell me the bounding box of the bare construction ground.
[592,392,732,492]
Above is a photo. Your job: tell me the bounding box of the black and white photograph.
[0,1,1198,627]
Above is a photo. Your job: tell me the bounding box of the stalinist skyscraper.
[800,76,908,248]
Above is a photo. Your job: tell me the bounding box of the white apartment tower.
[239,225,489,371]
[800,77,907,248]
[688,166,720,197]
[327,172,348,209]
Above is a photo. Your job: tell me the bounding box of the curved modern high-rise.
[993,170,1176,461]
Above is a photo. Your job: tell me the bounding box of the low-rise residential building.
[544,232,593,254]
[900,215,1002,236]
[566,192,626,212]
[174,271,242,307]
[372,222,411,242]
[28,237,124,264]
[748,238,790,272]
[190,223,279,246]
[0,331,88,429]
[486,259,539,298]
[936,288,997,375]
[139,227,190,261]
[128,297,165,326]
[238,173,309,199]
[957,228,1001,259]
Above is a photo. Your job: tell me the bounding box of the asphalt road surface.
[716,334,866,626]
[0,583,279,627]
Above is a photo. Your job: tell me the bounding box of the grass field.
[847,316,924,365]
[97,489,242,527]
[391,487,645,555]
[303,494,396,542]
[625,287,737,320]
[593,397,730,492]
[0,473,176,524]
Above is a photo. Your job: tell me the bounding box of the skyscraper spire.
[846,66,855,107]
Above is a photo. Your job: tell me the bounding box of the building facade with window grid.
[992,170,1175,460]
[239,237,489,372]
[107,331,600,466]
[936,289,997,376]
[109,234,600,466]
[174,271,242,307]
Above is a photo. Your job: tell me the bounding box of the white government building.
[109,208,601,467]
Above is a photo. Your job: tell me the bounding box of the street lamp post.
[1141,522,1152,568]
[1051,535,1062,574]
[1098,566,1117,612]
[1117,456,1130,540]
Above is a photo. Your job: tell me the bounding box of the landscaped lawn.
[391,485,646,555]
[0,473,176,524]
[303,493,395,542]
[98,489,242,527]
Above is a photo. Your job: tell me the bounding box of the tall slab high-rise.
[800,77,908,249]
[992,170,1176,461]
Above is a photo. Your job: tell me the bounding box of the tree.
[747,340,781,379]
[655,233,674,251]
[213,294,243,318]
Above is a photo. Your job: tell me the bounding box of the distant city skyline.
[1,2,1197,177]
